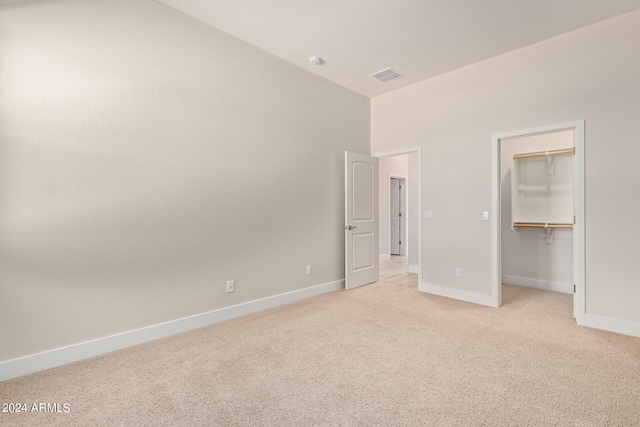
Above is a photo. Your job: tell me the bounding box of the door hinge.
[574,284,576,293]
[573,147,576,155]
[399,241,402,245]
[574,215,576,224]
[399,212,402,217]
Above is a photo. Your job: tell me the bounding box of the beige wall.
[0,0,369,360]
[372,10,640,324]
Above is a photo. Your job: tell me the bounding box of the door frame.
[491,120,585,321]
[389,176,407,256]
[373,147,423,286]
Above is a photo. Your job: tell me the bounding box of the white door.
[345,151,379,290]
[390,178,400,255]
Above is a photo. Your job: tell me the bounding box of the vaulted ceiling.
[157,0,640,98]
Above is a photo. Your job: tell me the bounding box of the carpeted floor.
[1,260,639,426]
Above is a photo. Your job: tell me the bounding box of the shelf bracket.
[545,226,554,244]
[546,151,555,175]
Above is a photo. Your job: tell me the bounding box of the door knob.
[346,225,357,230]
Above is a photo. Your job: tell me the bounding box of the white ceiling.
[156,0,640,98]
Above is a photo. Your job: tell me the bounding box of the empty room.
[1,1,639,425]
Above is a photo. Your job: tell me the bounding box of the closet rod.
[513,148,574,159]
[513,223,573,229]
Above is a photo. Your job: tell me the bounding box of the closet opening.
[491,121,585,321]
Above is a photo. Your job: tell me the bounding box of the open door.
[390,178,400,255]
[345,151,379,289]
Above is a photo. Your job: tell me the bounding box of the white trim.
[408,264,420,274]
[502,275,573,294]
[492,120,585,321]
[0,279,344,382]
[372,147,423,286]
[572,121,586,323]
[579,314,640,339]
[372,146,422,159]
[379,254,391,261]
[491,134,502,307]
[422,282,499,308]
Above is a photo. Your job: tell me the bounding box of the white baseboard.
[578,313,640,339]
[502,275,573,294]
[0,279,344,382]
[408,264,419,274]
[379,254,391,261]
[420,282,498,308]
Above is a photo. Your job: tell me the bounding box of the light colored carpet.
[1,262,639,426]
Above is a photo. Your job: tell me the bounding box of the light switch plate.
[424,211,433,220]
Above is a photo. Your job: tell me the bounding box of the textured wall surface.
[372,10,640,323]
[0,0,369,360]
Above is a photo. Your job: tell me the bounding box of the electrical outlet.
[455,268,462,278]
[226,280,235,293]
[306,265,312,275]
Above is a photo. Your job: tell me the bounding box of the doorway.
[389,177,406,256]
[374,147,422,284]
[492,120,585,321]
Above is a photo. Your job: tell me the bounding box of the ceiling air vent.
[370,67,404,83]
